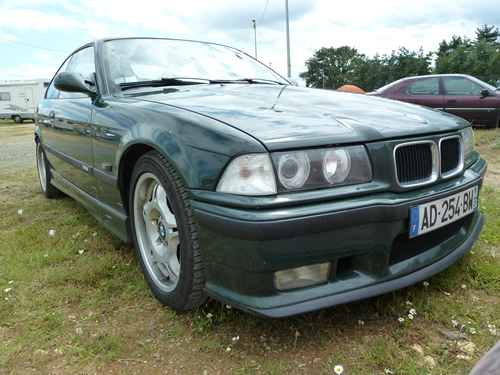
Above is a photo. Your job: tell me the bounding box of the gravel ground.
[0,124,36,171]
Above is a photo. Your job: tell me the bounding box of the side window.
[401,77,439,95]
[46,46,95,99]
[46,58,70,99]
[443,77,483,96]
[0,92,11,101]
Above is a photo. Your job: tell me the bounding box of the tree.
[435,25,500,85]
[299,46,365,89]
[385,47,433,83]
[437,35,471,56]
[475,24,500,44]
[300,46,432,92]
[351,54,390,92]
[300,24,500,91]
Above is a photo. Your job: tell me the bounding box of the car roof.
[402,74,474,80]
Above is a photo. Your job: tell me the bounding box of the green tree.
[475,24,500,44]
[351,54,390,92]
[352,48,432,91]
[437,35,471,56]
[385,47,433,83]
[299,46,365,89]
[435,25,500,85]
[300,46,432,92]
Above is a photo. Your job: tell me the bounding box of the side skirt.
[50,168,132,243]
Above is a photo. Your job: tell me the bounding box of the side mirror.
[54,72,97,96]
[480,88,490,97]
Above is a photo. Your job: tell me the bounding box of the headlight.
[278,152,310,189]
[217,146,372,196]
[272,145,372,192]
[461,126,475,157]
[323,149,350,184]
[216,153,277,195]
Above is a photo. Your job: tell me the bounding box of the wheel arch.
[118,141,200,215]
[118,143,156,216]
[34,125,42,142]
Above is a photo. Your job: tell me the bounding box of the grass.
[1,124,499,374]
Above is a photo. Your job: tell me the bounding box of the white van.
[0,79,50,123]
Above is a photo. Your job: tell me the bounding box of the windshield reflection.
[103,38,288,93]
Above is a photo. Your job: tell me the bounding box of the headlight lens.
[272,145,372,192]
[278,152,310,189]
[461,126,475,157]
[217,146,372,196]
[216,154,277,195]
[323,149,351,184]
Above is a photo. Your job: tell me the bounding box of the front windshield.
[103,38,288,92]
[470,76,499,91]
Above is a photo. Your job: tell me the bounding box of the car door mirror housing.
[54,72,97,96]
[480,89,490,97]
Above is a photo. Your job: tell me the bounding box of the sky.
[0,0,498,85]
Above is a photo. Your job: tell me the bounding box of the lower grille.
[389,216,471,266]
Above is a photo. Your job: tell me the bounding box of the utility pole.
[285,0,291,78]
[252,19,257,59]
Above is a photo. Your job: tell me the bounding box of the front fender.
[93,97,267,191]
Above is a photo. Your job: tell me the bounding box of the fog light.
[274,263,331,291]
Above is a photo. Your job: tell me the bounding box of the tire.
[129,151,207,311]
[13,115,23,123]
[36,140,62,198]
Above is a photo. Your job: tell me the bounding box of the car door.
[38,46,98,196]
[392,77,445,110]
[442,76,498,126]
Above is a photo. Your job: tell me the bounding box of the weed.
[161,323,184,341]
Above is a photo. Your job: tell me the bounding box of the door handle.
[447,99,457,103]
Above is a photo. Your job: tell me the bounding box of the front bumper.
[191,157,487,318]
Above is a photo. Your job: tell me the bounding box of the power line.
[0,37,70,53]
[257,0,269,25]
[256,28,282,55]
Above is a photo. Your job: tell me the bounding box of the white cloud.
[0,8,81,31]
[0,32,17,42]
[0,0,498,83]
[31,52,55,63]
[0,63,57,80]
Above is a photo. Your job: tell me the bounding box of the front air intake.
[395,141,437,187]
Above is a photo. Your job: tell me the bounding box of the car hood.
[120,84,467,150]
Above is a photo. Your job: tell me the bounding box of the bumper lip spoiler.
[204,213,484,318]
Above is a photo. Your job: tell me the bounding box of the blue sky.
[0,0,498,84]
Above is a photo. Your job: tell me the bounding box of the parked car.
[35,37,487,317]
[368,74,500,127]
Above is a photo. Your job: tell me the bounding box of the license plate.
[409,186,478,238]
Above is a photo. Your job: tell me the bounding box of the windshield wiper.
[209,78,286,85]
[120,77,210,90]
[119,77,287,90]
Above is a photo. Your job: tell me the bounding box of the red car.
[368,74,500,127]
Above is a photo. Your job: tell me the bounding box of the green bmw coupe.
[35,37,487,317]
